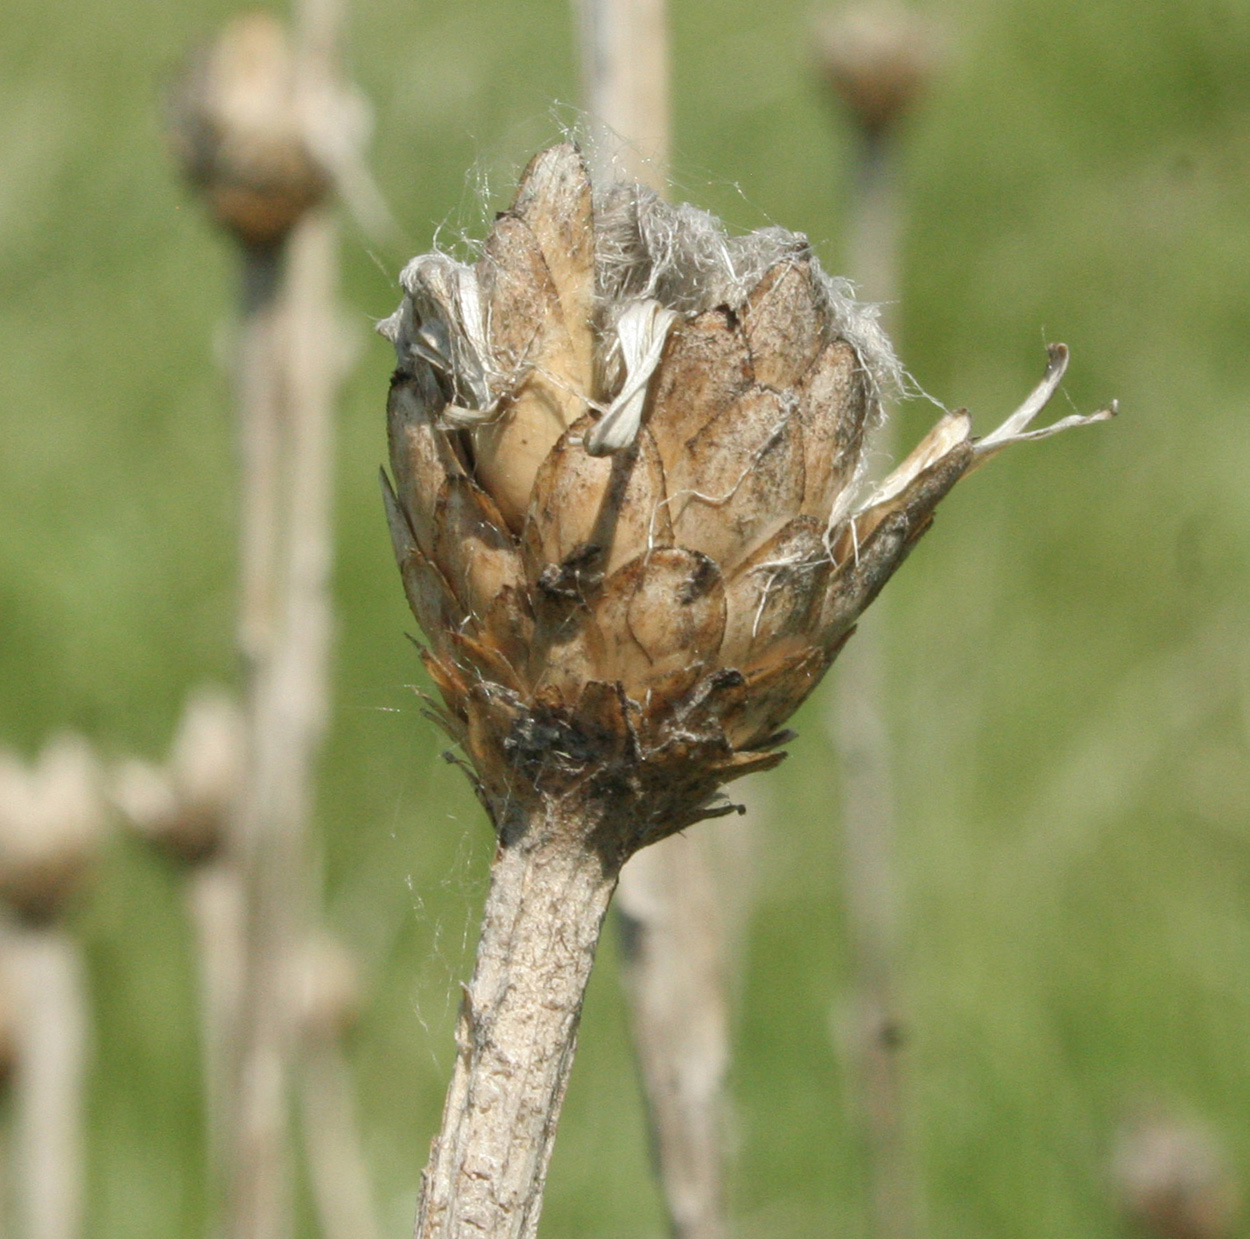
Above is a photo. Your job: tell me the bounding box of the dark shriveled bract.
[379,143,1112,1239]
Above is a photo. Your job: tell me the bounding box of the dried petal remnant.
[380,142,1112,851]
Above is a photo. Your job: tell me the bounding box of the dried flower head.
[0,735,107,921]
[1113,1114,1241,1239]
[112,688,244,865]
[380,143,1109,862]
[814,3,944,139]
[293,932,364,1045]
[168,13,329,249]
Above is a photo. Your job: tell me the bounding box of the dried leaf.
[822,444,973,643]
[648,308,753,471]
[478,584,535,683]
[716,646,830,749]
[381,470,463,655]
[473,215,591,529]
[430,477,524,626]
[511,143,596,386]
[448,631,523,693]
[386,370,464,555]
[575,680,634,762]
[856,409,971,532]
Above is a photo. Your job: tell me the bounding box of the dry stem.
[575,0,670,190]
[823,38,923,1238]
[827,640,916,1239]
[415,806,619,1239]
[5,925,88,1239]
[616,834,732,1239]
[300,1039,382,1239]
[228,203,338,1239]
[188,857,248,1197]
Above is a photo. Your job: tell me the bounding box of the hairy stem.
[415,809,619,1239]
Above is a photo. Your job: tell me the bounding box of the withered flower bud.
[0,735,107,922]
[381,143,1108,852]
[379,144,1111,1238]
[813,3,944,139]
[1113,1115,1242,1239]
[112,688,243,865]
[168,12,330,249]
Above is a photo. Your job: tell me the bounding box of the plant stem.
[229,208,338,1239]
[827,639,915,1239]
[574,0,669,189]
[828,108,917,1239]
[300,1039,381,1239]
[415,809,619,1239]
[187,857,247,1206]
[616,835,729,1239]
[7,924,87,1239]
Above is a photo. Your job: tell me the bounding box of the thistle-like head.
[380,144,1111,859]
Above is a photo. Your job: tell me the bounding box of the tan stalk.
[228,167,338,1239]
[5,926,88,1239]
[414,813,619,1239]
[575,0,670,188]
[295,933,382,1239]
[189,859,248,1188]
[815,8,944,1237]
[573,3,744,1236]
[168,4,358,1234]
[382,144,1109,1239]
[111,688,248,1212]
[0,735,106,1239]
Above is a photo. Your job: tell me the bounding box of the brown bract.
[380,143,1111,863]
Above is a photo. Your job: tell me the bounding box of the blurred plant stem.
[299,1040,381,1239]
[575,0,669,188]
[815,7,943,1238]
[166,0,394,1231]
[228,203,337,1239]
[188,855,247,1203]
[5,925,88,1239]
[574,3,748,1237]
[223,9,340,1237]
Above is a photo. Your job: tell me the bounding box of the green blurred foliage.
[2,0,1249,1236]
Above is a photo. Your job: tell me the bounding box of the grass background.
[2,0,1250,1235]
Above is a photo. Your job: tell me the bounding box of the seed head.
[0,735,107,922]
[813,4,944,140]
[168,13,330,249]
[380,144,1110,860]
[112,688,243,865]
[1113,1115,1241,1239]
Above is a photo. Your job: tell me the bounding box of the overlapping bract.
[379,144,1109,848]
